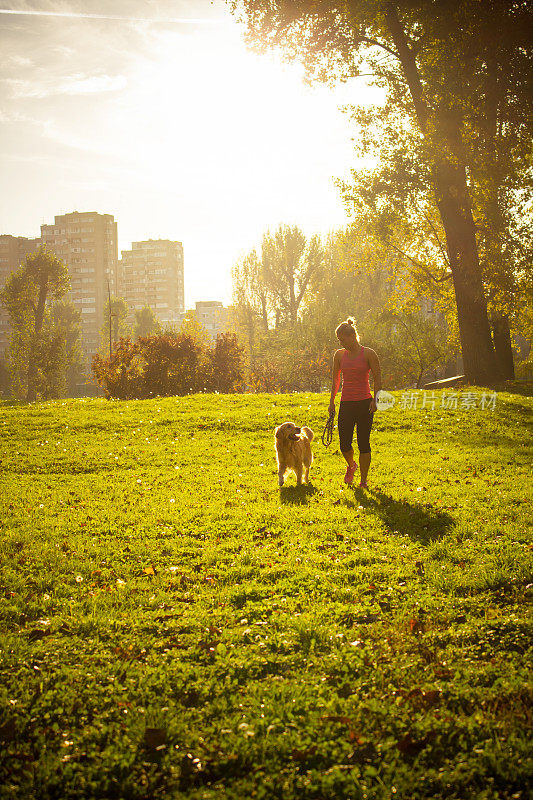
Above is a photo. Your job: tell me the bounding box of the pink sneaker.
[344,463,357,485]
[358,481,368,489]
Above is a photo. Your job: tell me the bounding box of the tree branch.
[295,266,315,309]
[414,202,450,267]
[388,242,452,284]
[384,4,429,129]
[391,313,423,368]
[358,36,399,59]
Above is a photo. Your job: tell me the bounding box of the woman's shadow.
[343,488,455,544]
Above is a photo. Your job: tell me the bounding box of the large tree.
[134,306,161,340]
[1,247,70,401]
[51,300,85,394]
[261,224,323,326]
[467,11,533,379]
[232,224,323,340]
[302,226,453,387]
[231,249,270,366]
[230,0,532,384]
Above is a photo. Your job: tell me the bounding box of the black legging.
[338,399,374,454]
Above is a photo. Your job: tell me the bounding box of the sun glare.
[1,4,379,305]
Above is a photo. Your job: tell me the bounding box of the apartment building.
[195,301,230,340]
[41,212,118,367]
[0,234,42,360]
[119,239,184,324]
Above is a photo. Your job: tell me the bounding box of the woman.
[328,318,382,488]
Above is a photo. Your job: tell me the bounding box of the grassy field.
[1,389,532,800]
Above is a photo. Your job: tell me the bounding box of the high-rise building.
[0,234,42,360]
[119,239,184,324]
[41,212,118,367]
[194,301,229,339]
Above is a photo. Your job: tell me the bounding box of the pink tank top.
[340,346,371,401]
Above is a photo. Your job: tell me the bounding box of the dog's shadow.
[279,483,318,505]
[343,488,455,544]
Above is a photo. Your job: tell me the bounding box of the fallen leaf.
[291,745,317,761]
[397,730,436,757]
[320,715,352,725]
[434,666,454,680]
[409,618,425,635]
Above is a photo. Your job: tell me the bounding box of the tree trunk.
[288,280,297,326]
[385,5,500,386]
[491,314,515,380]
[246,306,255,370]
[260,295,269,333]
[434,157,501,385]
[26,282,48,402]
[26,334,38,402]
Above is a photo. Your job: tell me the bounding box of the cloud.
[0,7,224,24]
[3,73,128,98]
[4,54,33,67]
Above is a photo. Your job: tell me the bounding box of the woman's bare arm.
[328,350,342,414]
[367,349,382,412]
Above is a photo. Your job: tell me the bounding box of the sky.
[0,0,375,307]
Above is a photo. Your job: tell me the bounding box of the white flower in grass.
[169,498,175,503]
[75,575,83,583]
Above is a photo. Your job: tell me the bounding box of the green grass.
[1,390,532,800]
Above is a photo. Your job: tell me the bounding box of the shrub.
[139,333,204,396]
[206,333,245,393]
[248,360,289,393]
[92,337,144,399]
[247,348,330,393]
[92,332,246,399]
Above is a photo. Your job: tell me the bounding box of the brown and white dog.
[274,422,314,487]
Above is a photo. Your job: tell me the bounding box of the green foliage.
[178,311,212,350]
[2,247,70,318]
[51,300,85,394]
[206,332,245,393]
[375,311,450,389]
[233,227,456,391]
[232,224,323,344]
[0,390,532,798]
[247,329,330,392]
[133,306,161,340]
[231,0,533,383]
[0,247,72,401]
[262,225,323,326]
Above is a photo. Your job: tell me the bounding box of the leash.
[321,409,335,447]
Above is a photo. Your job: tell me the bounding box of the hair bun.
[335,317,359,341]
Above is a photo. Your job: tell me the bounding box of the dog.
[274,421,314,487]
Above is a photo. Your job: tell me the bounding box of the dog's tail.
[302,426,314,441]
